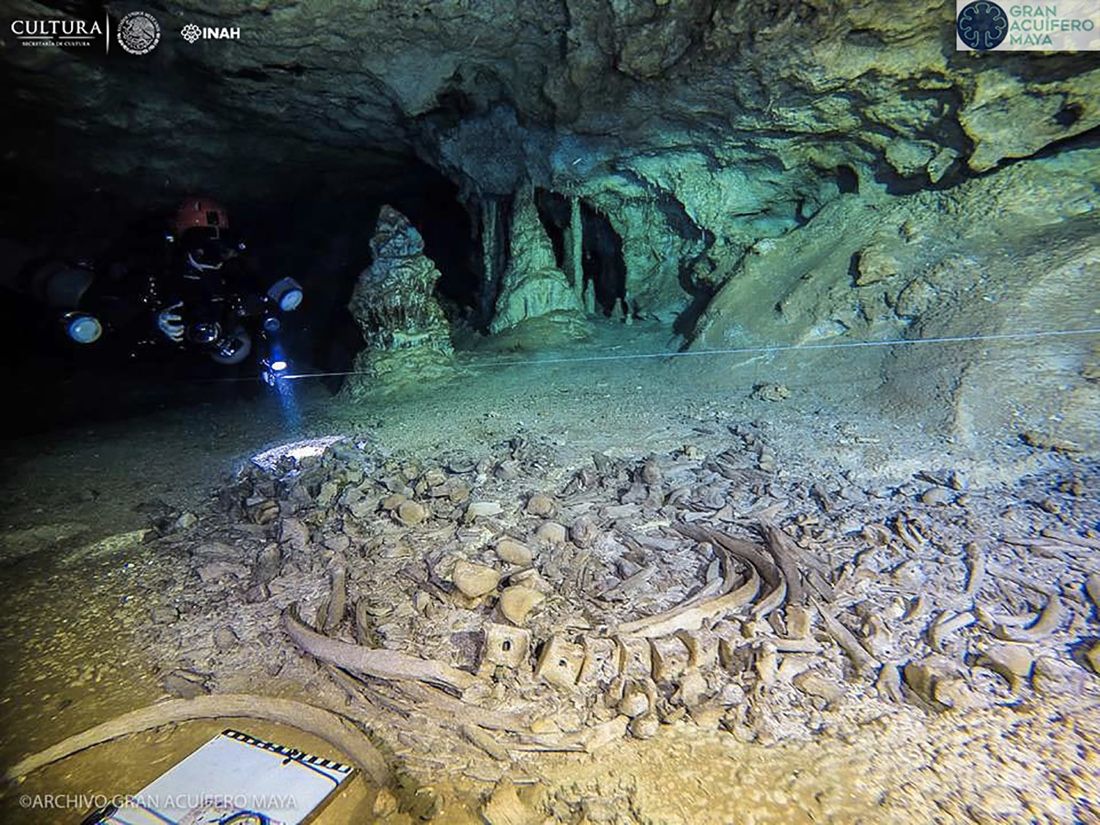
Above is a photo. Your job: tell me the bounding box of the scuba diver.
[30,196,303,383]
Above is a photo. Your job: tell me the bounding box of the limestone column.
[481,199,498,323]
[568,195,584,305]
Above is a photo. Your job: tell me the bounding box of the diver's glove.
[156,301,185,342]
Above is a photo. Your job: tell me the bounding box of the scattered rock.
[162,670,209,699]
[968,785,1024,823]
[855,243,901,286]
[903,656,959,708]
[381,493,406,511]
[640,459,662,484]
[196,561,249,584]
[466,501,504,520]
[372,787,399,817]
[978,643,1033,690]
[496,538,533,566]
[793,669,846,703]
[569,516,600,549]
[481,780,539,825]
[933,676,979,710]
[921,487,954,506]
[751,383,790,402]
[397,500,428,526]
[499,585,546,625]
[619,685,651,718]
[1085,642,1100,676]
[452,559,501,598]
[526,493,556,517]
[628,712,659,740]
[252,543,282,587]
[174,511,199,531]
[535,522,567,545]
[213,626,239,652]
[278,518,310,551]
[151,606,179,624]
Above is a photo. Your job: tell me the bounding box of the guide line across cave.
[273,326,1100,382]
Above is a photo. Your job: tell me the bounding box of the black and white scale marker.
[89,728,355,825]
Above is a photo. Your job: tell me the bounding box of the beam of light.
[250,435,345,470]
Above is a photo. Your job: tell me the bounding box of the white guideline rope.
[278,326,1100,381]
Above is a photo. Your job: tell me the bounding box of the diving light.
[261,356,289,386]
[267,277,303,312]
[64,312,102,344]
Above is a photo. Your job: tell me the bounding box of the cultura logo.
[116,10,160,55]
[178,23,242,43]
[10,16,105,49]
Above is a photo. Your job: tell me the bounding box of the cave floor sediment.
[0,323,1096,824]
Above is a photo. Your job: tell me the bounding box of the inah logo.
[117,10,160,55]
[179,23,242,43]
[956,1,1009,49]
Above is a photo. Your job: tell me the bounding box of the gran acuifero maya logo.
[956,1,1100,50]
[7,10,240,53]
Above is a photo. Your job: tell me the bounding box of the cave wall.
[3,0,1099,442]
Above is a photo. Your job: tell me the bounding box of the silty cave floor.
[0,318,1097,824]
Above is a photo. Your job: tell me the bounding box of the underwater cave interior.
[1,1,1099,823]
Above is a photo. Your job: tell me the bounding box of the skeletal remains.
[9,430,1099,802]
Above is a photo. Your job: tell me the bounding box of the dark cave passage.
[580,202,627,316]
[534,188,570,272]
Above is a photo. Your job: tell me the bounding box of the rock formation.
[3,0,1099,440]
[346,206,454,396]
[489,184,583,333]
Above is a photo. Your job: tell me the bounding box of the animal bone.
[1085,573,1100,614]
[614,635,653,680]
[964,542,985,601]
[675,630,719,670]
[284,603,481,694]
[650,637,691,684]
[763,524,806,604]
[4,694,391,787]
[579,636,617,685]
[617,539,761,638]
[994,594,1065,642]
[813,598,878,674]
[680,526,787,618]
[1040,528,1100,550]
[482,623,531,671]
[535,635,584,689]
[461,724,510,762]
[875,664,904,703]
[619,681,651,718]
[785,604,813,638]
[453,559,501,598]
[319,564,347,635]
[382,680,531,733]
[928,611,975,652]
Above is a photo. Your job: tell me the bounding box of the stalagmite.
[490,183,583,333]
